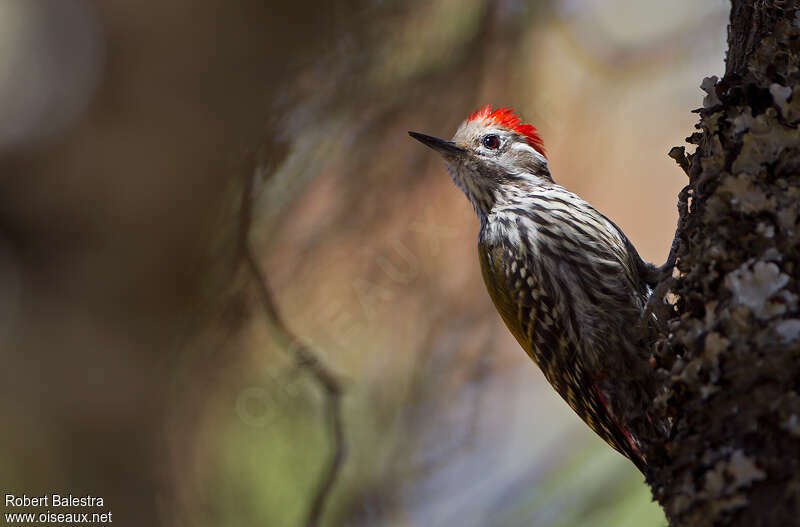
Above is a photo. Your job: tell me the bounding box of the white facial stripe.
[511,141,547,164]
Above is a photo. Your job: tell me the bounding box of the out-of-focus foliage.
[0,0,726,526]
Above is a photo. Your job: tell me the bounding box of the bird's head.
[410,105,550,217]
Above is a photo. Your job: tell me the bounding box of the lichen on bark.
[647,1,800,525]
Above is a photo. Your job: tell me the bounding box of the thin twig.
[644,184,691,326]
[659,185,691,279]
[240,166,345,527]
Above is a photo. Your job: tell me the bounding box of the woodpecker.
[410,105,662,472]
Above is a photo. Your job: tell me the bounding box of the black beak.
[408,131,465,156]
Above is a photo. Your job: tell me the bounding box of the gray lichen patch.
[695,450,767,516]
[725,261,791,319]
[727,450,767,490]
[774,318,800,342]
[783,413,800,437]
[770,84,800,123]
[732,109,800,174]
[717,174,775,213]
[731,107,754,134]
[701,76,722,108]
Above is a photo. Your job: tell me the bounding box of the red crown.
[467,105,546,158]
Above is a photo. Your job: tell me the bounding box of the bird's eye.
[482,134,500,149]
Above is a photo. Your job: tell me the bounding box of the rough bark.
[647,1,800,525]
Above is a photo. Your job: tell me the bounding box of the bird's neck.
[452,169,553,223]
[478,184,580,246]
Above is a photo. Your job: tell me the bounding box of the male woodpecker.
[410,105,662,472]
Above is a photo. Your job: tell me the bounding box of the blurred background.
[0,0,728,525]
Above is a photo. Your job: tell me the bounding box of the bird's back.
[477,186,653,470]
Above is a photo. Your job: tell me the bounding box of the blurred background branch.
[242,165,344,526]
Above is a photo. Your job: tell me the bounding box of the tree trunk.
[647,1,800,525]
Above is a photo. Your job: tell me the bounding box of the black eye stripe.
[482,134,500,149]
